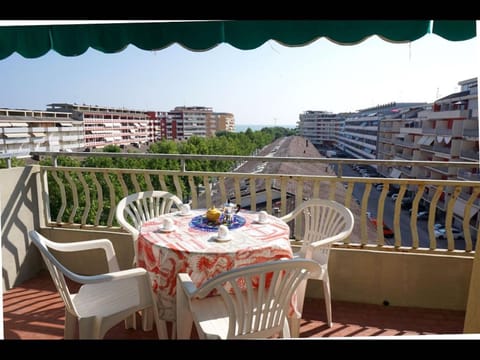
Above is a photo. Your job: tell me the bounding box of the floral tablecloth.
[136,209,294,322]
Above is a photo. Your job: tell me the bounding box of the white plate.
[176,212,192,217]
[157,225,176,233]
[212,235,232,242]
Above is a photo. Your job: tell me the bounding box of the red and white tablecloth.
[136,209,294,322]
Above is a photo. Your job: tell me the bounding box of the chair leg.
[78,317,101,339]
[170,321,177,339]
[150,304,168,339]
[288,314,300,338]
[141,308,153,331]
[287,278,307,338]
[154,317,169,340]
[176,286,193,339]
[295,278,308,316]
[281,318,291,338]
[323,274,332,328]
[124,313,137,330]
[64,311,77,339]
[142,277,168,339]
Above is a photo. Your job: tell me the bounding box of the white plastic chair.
[28,230,168,339]
[176,258,321,339]
[280,198,354,336]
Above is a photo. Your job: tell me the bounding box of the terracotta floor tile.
[3,270,467,340]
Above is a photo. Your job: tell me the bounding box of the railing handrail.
[30,151,479,169]
[40,164,480,187]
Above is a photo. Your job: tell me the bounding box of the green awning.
[0,20,476,60]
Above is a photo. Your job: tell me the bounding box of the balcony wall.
[1,166,44,290]
[1,156,479,332]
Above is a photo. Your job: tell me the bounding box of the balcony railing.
[32,151,480,255]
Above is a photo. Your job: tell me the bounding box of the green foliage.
[103,144,122,153]
[0,157,26,168]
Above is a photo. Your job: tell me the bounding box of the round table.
[136,208,293,322]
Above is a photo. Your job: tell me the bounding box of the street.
[334,163,460,249]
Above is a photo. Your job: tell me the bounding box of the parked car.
[434,226,464,240]
[417,211,429,220]
[381,224,394,238]
[367,213,394,238]
[409,209,428,220]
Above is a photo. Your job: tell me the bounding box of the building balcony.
[432,145,452,154]
[1,152,480,339]
[458,170,480,181]
[427,109,470,120]
[464,128,479,138]
[421,128,436,135]
[461,149,480,161]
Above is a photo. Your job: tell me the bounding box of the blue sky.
[0,31,478,127]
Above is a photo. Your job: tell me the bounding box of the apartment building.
[0,108,83,156]
[338,102,428,161]
[1,103,237,155]
[376,106,430,178]
[166,106,208,141]
[211,112,235,135]
[158,107,235,141]
[296,77,479,231]
[297,111,343,148]
[47,103,151,150]
[337,78,478,232]
[377,78,479,229]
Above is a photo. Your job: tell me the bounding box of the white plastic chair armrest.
[70,267,149,285]
[280,212,296,224]
[46,238,120,272]
[308,229,351,249]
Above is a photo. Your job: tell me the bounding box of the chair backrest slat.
[116,191,183,238]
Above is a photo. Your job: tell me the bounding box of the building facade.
[297,78,479,235]
[297,111,342,148]
[47,103,151,150]
[0,108,83,156]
